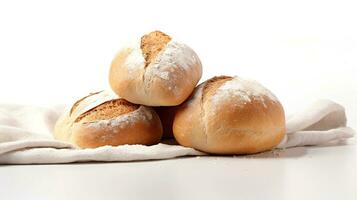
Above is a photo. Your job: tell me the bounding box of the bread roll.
[109,31,202,106]
[54,91,163,148]
[173,76,285,154]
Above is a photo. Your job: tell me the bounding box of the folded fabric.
[0,100,354,164]
[278,100,354,148]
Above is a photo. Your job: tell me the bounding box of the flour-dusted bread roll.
[54,91,163,148]
[109,31,202,106]
[173,76,285,154]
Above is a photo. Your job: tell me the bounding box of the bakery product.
[173,76,285,154]
[54,91,163,148]
[109,30,202,106]
[154,106,178,138]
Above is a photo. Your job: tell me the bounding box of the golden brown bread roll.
[109,30,202,106]
[173,76,286,154]
[54,91,163,148]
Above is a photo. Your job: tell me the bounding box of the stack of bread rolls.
[54,30,285,154]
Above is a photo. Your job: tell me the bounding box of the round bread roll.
[173,76,286,154]
[54,91,163,148]
[109,30,202,106]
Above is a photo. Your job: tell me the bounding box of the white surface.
[1,143,357,200]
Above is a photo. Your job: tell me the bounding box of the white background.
[0,0,356,126]
[1,1,357,199]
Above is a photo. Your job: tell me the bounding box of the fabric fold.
[277,100,354,148]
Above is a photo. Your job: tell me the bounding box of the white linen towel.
[0,100,354,164]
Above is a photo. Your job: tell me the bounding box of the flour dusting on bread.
[124,31,201,86]
[145,40,201,93]
[152,40,200,71]
[71,91,119,117]
[140,31,172,67]
[211,77,278,107]
[84,106,153,130]
[123,42,146,73]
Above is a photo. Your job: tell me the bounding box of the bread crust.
[54,91,163,148]
[109,31,202,106]
[173,76,286,154]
